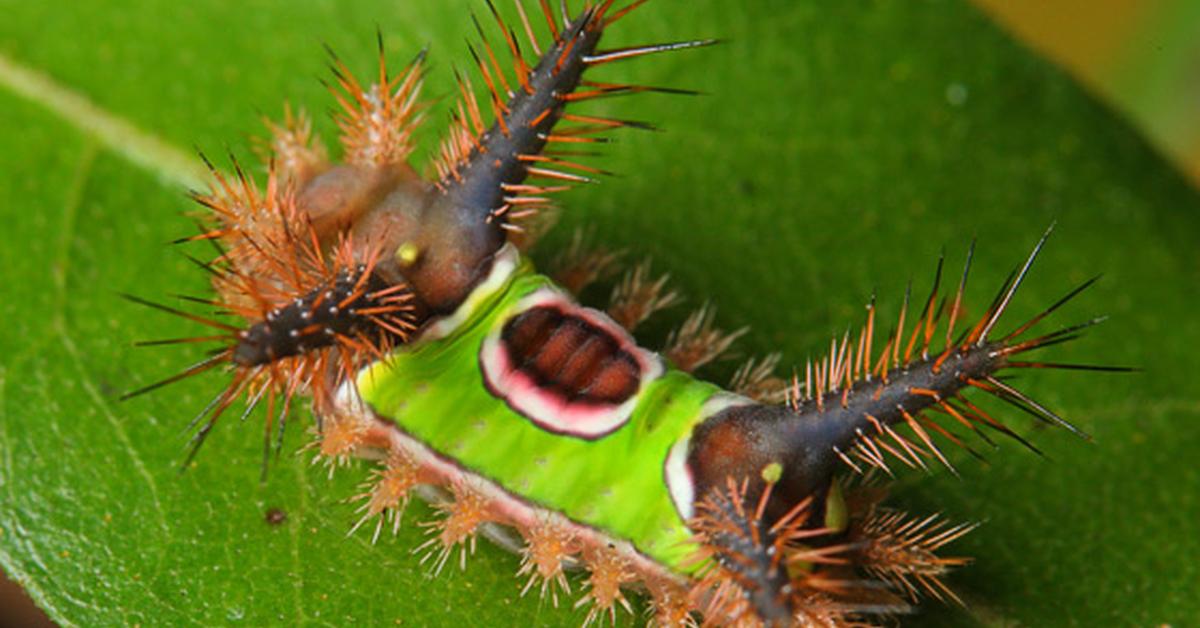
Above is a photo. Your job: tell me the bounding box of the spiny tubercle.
[234,268,410,366]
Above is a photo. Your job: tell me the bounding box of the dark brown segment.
[583,356,640,401]
[558,335,612,392]
[500,305,641,404]
[534,320,588,373]
[505,306,560,356]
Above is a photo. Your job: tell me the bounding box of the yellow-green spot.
[761,461,784,485]
[394,241,420,267]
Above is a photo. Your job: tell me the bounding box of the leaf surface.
[0,1,1196,625]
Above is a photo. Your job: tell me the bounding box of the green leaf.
[0,1,1196,625]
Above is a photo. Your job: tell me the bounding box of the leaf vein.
[0,52,208,191]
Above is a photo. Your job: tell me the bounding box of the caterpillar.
[122,1,1125,625]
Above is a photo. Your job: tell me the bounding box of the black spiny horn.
[410,1,714,311]
[687,227,1133,521]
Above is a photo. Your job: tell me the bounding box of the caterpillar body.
[126,1,1122,625]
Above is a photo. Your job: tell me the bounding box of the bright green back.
[358,263,722,568]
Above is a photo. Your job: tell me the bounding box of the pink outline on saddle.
[480,288,663,439]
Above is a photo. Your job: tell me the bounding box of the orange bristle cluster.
[644,579,697,628]
[124,160,416,469]
[517,516,578,604]
[577,545,635,626]
[329,39,426,168]
[853,509,978,605]
[607,260,682,331]
[679,476,983,626]
[310,408,370,475]
[686,478,839,625]
[728,353,788,404]
[418,481,495,574]
[550,228,625,294]
[665,304,748,373]
[349,450,423,543]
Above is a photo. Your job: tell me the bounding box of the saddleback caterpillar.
[126,1,1125,625]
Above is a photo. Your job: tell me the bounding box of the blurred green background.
[979,0,1200,189]
[1,1,1197,626]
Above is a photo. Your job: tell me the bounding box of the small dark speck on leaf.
[265,507,287,525]
[98,379,118,397]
